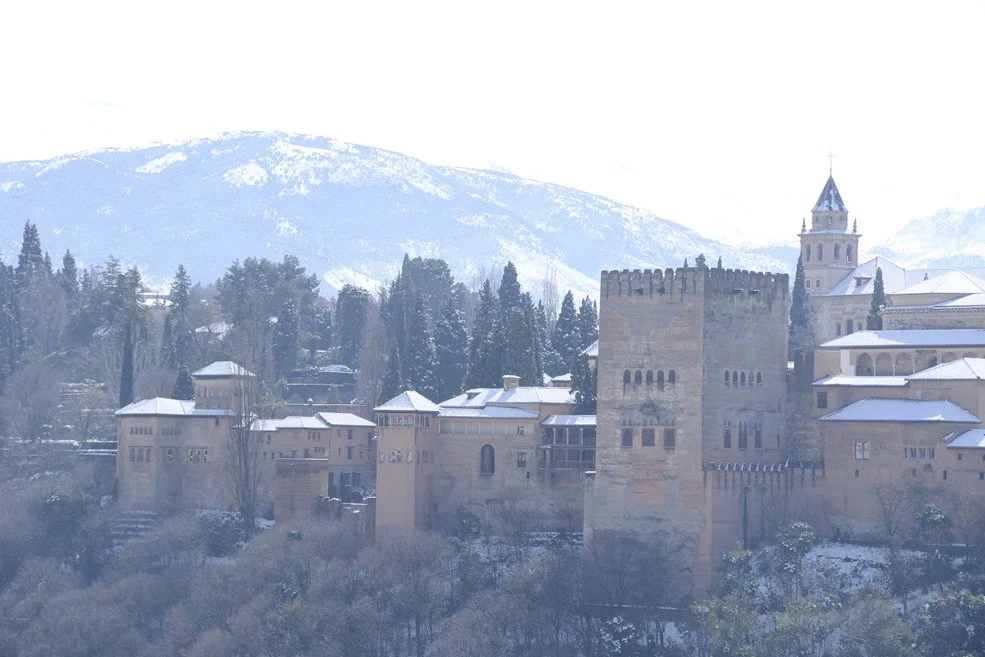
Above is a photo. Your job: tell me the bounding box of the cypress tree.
[577,296,598,351]
[60,250,78,299]
[552,291,581,372]
[867,267,887,330]
[273,293,301,378]
[119,324,135,408]
[466,280,501,388]
[405,296,439,399]
[570,354,597,414]
[499,262,522,319]
[335,285,370,368]
[172,364,195,400]
[15,221,44,286]
[435,297,469,400]
[379,342,404,404]
[502,305,539,386]
[790,255,810,339]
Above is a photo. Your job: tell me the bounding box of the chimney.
[502,374,520,390]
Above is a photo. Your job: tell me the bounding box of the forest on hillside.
[0,221,598,443]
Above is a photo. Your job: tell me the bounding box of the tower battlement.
[600,267,789,303]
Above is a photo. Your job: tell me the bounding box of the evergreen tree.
[379,342,404,404]
[60,250,78,300]
[551,291,581,373]
[501,294,540,386]
[570,354,597,414]
[533,300,553,377]
[466,280,501,388]
[309,305,333,354]
[790,255,810,340]
[498,262,522,319]
[15,221,45,287]
[119,323,135,408]
[717,256,724,269]
[0,259,18,390]
[435,297,469,400]
[577,296,598,351]
[273,293,301,378]
[335,285,371,368]
[172,364,195,400]
[405,296,439,399]
[867,267,887,330]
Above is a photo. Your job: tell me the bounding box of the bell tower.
[799,172,861,295]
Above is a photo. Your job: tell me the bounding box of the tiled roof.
[906,358,985,381]
[374,391,441,413]
[812,175,848,213]
[192,361,255,378]
[820,398,980,424]
[541,414,597,426]
[812,375,908,387]
[115,398,235,417]
[820,329,985,350]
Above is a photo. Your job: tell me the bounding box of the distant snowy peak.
[0,132,791,297]
[871,206,985,270]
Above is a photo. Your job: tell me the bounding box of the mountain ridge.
[0,131,794,296]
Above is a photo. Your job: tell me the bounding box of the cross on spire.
[827,150,835,175]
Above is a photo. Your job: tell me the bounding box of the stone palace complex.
[114,173,985,594]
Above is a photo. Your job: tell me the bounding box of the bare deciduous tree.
[870,472,934,552]
[224,376,263,539]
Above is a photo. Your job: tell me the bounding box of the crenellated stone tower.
[799,174,860,295]
[584,264,797,596]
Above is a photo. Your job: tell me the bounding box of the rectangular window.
[621,428,633,448]
[129,447,135,462]
[846,319,854,333]
[517,425,525,435]
[642,428,656,447]
[854,440,871,460]
[754,427,762,449]
[347,446,353,460]
[347,429,353,440]
[723,423,731,448]
[663,428,676,450]
[516,452,527,468]
[816,392,828,409]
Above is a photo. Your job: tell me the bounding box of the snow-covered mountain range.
[1,132,795,297]
[870,206,985,270]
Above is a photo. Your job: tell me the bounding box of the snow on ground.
[0,181,24,192]
[136,151,187,174]
[224,161,269,187]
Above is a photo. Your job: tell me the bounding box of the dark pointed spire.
[812,175,847,213]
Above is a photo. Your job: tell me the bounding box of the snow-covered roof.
[820,329,985,350]
[250,418,281,432]
[551,373,572,384]
[582,339,599,358]
[276,416,329,430]
[935,292,985,308]
[812,175,848,213]
[947,429,985,449]
[894,270,985,296]
[374,390,441,413]
[192,361,255,378]
[440,386,576,408]
[824,257,910,297]
[812,375,908,388]
[541,414,597,427]
[194,321,232,337]
[316,412,375,427]
[439,407,539,419]
[905,358,985,381]
[115,398,235,417]
[820,398,980,424]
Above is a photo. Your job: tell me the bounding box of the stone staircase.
[111,510,163,548]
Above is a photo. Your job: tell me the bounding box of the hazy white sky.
[2,0,984,246]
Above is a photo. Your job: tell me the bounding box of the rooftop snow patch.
[115,398,235,417]
[820,329,985,350]
[375,390,440,413]
[192,361,255,378]
[894,270,985,296]
[947,429,985,448]
[541,414,597,426]
[820,398,980,423]
[906,358,985,381]
[812,375,908,387]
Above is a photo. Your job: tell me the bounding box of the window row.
[622,369,677,389]
[128,446,153,462]
[542,426,597,446]
[161,427,181,437]
[722,421,763,449]
[129,425,154,436]
[621,427,676,449]
[724,370,763,387]
[306,431,322,440]
[835,319,862,337]
[904,446,935,460]
[804,243,853,263]
[377,414,431,428]
[381,450,435,464]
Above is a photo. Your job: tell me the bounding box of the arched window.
[846,319,854,334]
[723,422,732,448]
[724,370,730,385]
[738,422,748,449]
[756,372,762,386]
[740,372,746,386]
[657,370,665,390]
[480,445,495,474]
[817,244,824,261]
[732,370,738,385]
[645,370,654,385]
[929,356,939,367]
[875,353,893,376]
[668,370,676,386]
[805,244,812,262]
[834,244,841,261]
[634,370,643,384]
[856,353,874,376]
[137,448,144,462]
[836,322,842,336]
[623,370,631,384]
[846,245,853,262]
[895,353,913,375]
